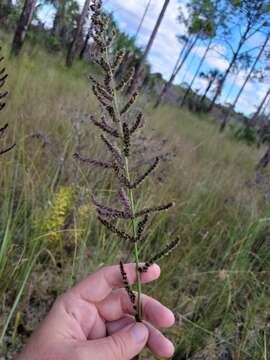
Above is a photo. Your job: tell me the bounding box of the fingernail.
[130,323,148,343]
[165,338,175,357]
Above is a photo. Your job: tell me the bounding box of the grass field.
[0,34,269,359]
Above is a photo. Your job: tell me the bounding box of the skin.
[16,263,175,360]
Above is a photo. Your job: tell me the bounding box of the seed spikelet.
[139,237,180,273]
[120,261,136,309]
[120,92,138,115]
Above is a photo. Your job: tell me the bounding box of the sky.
[39,0,270,117]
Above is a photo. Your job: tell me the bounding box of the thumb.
[80,323,149,360]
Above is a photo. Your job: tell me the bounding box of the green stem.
[105,49,142,322]
[125,157,142,321]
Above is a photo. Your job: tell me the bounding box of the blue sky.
[100,0,270,116]
[39,0,270,116]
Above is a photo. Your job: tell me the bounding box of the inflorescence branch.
[0,47,15,156]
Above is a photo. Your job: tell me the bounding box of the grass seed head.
[77,0,180,322]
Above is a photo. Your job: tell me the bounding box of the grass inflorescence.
[74,0,180,324]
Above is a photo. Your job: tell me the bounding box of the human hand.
[16,263,175,360]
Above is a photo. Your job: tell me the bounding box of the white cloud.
[103,0,188,80]
[192,43,229,72]
[64,1,269,116]
[235,81,269,115]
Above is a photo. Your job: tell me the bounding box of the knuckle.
[110,334,127,360]
[52,292,77,316]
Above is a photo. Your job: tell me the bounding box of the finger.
[71,263,160,303]
[107,317,174,358]
[98,289,175,327]
[106,316,134,334]
[145,322,175,358]
[78,323,149,360]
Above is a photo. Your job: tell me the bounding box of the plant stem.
[105,48,143,322]
[125,157,142,321]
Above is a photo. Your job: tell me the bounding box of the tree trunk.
[209,53,238,112]
[154,34,199,109]
[257,145,270,170]
[79,24,91,59]
[157,39,189,97]
[171,39,189,76]
[181,39,212,107]
[223,72,238,104]
[52,5,65,38]
[251,87,270,125]
[134,0,152,41]
[10,0,36,56]
[0,0,13,23]
[200,76,216,108]
[66,0,91,67]
[129,0,170,94]
[220,32,270,132]
[208,24,251,112]
[263,98,270,118]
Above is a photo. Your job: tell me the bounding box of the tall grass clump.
[74,0,180,326]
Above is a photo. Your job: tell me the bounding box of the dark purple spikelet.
[0,123,8,137]
[89,74,99,87]
[0,74,8,87]
[92,195,130,219]
[98,56,111,74]
[112,161,132,188]
[134,202,175,218]
[0,102,5,112]
[104,73,113,94]
[90,75,113,97]
[105,105,118,123]
[131,157,159,189]
[118,187,131,215]
[120,261,137,310]
[139,237,180,273]
[73,152,113,169]
[100,134,123,167]
[0,143,16,156]
[91,33,105,50]
[112,49,126,73]
[130,112,144,135]
[91,115,119,138]
[105,29,116,47]
[122,122,130,157]
[136,215,148,242]
[92,85,109,107]
[0,90,8,101]
[97,216,135,242]
[0,48,15,155]
[96,83,113,102]
[0,54,8,113]
[120,92,138,115]
[116,67,135,92]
